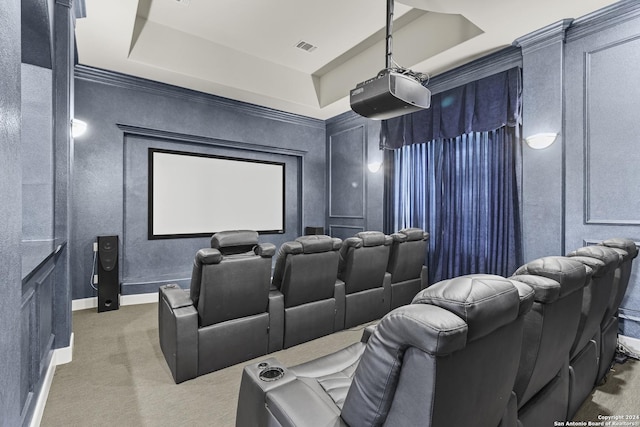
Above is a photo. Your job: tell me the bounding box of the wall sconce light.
[367,161,383,173]
[72,119,88,138]
[525,132,557,150]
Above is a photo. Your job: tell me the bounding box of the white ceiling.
[75,0,620,120]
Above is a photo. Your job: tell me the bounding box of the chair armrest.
[266,378,347,427]
[236,357,297,427]
[361,324,377,343]
[334,279,345,332]
[420,265,429,290]
[161,283,193,309]
[382,272,392,313]
[158,285,198,383]
[268,290,285,353]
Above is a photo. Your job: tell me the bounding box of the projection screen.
[148,148,285,239]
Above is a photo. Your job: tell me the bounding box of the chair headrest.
[295,235,342,253]
[600,238,638,260]
[391,228,429,243]
[567,246,621,275]
[211,230,258,250]
[195,248,223,265]
[412,274,525,341]
[563,255,606,278]
[255,243,276,258]
[352,231,392,247]
[514,256,589,298]
[508,274,562,304]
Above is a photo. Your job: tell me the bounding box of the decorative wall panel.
[329,126,365,219]
[584,35,640,224]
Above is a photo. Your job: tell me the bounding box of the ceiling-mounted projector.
[350,0,431,120]
[350,70,431,120]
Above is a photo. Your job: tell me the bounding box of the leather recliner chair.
[235,274,535,427]
[271,235,344,349]
[509,256,590,427]
[158,230,277,383]
[338,231,392,328]
[386,228,429,310]
[565,245,620,418]
[597,238,638,383]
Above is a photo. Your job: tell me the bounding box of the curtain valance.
[381,67,522,149]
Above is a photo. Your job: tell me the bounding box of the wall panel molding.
[76,66,324,129]
[582,238,640,247]
[118,126,306,291]
[583,35,640,225]
[328,125,365,219]
[116,124,307,157]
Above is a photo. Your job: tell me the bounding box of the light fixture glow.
[367,161,383,173]
[72,119,87,138]
[525,132,557,150]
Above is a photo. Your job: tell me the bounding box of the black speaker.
[97,235,120,313]
[305,226,325,235]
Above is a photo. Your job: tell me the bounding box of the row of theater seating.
[158,228,429,383]
[235,238,638,427]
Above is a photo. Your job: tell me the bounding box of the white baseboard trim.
[30,333,74,427]
[72,292,157,311]
[619,334,640,355]
[55,333,74,366]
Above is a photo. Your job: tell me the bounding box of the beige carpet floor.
[41,303,640,426]
[41,303,366,426]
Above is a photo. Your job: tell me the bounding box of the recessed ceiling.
[75,0,620,120]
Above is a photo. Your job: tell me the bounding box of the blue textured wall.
[0,0,23,424]
[517,21,569,262]
[325,111,384,240]
[563,2,640,338]
[21,64,54,276]
[72,69,326,299]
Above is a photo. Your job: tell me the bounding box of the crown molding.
[427,46,522,95]
[567,0,640,42]
[326,109,366,128]
[514,19,573,54]
[74,65,325,130]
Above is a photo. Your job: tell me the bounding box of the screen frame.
[147,147,286,240]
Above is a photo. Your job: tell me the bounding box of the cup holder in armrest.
[259,366,285,382]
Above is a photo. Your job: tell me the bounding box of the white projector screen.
[148,148,285,239]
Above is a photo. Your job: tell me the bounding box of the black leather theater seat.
[271,235,344,348]
[236,274,534,427]
[158,230,277,383]
[338,231,392,328]
[386,228,429,310]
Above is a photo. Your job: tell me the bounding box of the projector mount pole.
[386,0,394,70]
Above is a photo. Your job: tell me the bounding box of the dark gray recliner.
[236,274,534,427]
[509,256,589,427]
[597,238,638,383]
[271,235,344,349]
[386,228,429,310]
[338,231,392,328]
[565,245,620,418]
[158,230,276,383]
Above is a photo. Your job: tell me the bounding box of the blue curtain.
[381,67,522,149]
[383,68,523,283]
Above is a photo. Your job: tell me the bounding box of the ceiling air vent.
[295,40,317,53]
